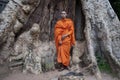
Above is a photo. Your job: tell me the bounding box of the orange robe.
[54,18,75,66]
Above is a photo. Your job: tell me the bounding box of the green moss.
[96,55,112,73]
[98,60,111,73]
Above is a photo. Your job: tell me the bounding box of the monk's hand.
[62,34,68,40]
[59,40,62,45]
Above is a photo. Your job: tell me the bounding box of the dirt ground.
[1,69,119,80]
[0,63,119,80]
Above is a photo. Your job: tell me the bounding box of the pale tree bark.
[81,0,120,78]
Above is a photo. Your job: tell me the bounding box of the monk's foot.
[57,65,68,71]
[58,67,65,71]
[57,64,71,71]
[62,65,71,71]
[55,63,62,69]
[64,66,71,71]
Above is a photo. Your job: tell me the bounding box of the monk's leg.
[60,43,71,67]
[57,46,62,63]
[57,46,64,70]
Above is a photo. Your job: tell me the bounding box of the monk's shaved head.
[61,11,67,18]
[61,11,67,14]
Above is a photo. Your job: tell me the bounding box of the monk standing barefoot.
[54,11,75,71]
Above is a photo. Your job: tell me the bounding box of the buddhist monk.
[54,11,75,70]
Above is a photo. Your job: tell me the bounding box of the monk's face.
[61,11,67,18]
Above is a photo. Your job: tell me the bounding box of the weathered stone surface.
[59,72,84,80]
[22,5,32,14]
[13,20,23,34]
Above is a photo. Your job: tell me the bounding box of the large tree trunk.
[81,0,120,78]
[0,0,120,79]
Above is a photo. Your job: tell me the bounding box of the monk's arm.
[68,20,75,45]
[67,21,74,36]
[54,23,62,44]
[61,21,74,40]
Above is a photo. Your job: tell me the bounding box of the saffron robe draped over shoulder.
[54,18,75,66]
